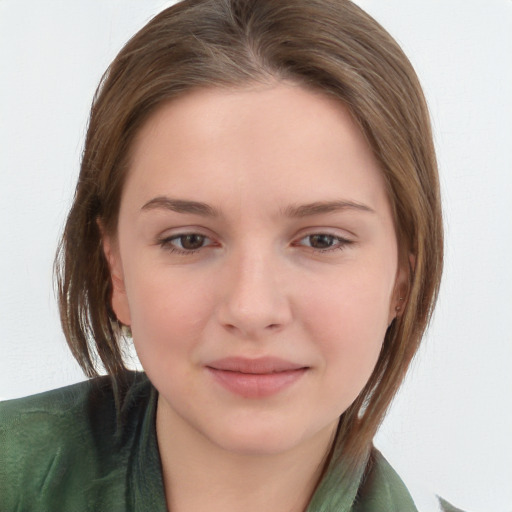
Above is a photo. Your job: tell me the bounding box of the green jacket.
[0,373,459,511]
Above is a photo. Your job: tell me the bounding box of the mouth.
[206,357,309,399]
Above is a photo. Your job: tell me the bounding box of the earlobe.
[394,296,406,314]
[388,253,415,324]
[100,224,132,327]
[388,284,407,326]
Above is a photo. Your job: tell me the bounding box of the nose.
[216,245,293,340]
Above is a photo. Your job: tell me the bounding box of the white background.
[1,1,510,511]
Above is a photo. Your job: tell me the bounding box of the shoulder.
[0,372,152,511]
[0,375,118,452]
[352,448,419,511]
[1,378,103,463]
[356,449,465,512]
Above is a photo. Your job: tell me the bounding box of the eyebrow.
[141,196,374,218]
[141,197,220,217]
[281,200,375,218]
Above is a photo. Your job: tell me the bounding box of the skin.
[103,82,408,512]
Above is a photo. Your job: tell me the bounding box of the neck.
[156,398,336,512]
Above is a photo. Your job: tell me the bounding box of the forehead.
[123,83,390,218]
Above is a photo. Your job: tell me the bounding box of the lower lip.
[206,367,307,398]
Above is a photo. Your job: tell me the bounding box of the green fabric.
[352,451,418,512]
[1,373,420,511]
[0,373,166,512]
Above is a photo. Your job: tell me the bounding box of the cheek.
[299,264,393,384]
[125,268,214,365]
[303,260,393,334]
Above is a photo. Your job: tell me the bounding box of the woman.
[0,1,458,510]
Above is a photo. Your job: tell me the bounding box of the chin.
[213,432,303,457]
[205,415,328,457]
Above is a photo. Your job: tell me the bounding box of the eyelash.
[157,232,353,256]
[298,233,353,253]
[158,233,212,255]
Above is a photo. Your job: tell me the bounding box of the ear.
[100,225,132,327]
[388,253,415,324]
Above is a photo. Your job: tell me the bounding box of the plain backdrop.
[1,1,511,511]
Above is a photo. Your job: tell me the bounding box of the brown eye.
[296,233,353,253]
[308,234,337,250]
[158,233,212,254]
[178,234,206,250]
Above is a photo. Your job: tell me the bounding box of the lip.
[206,357,308,399]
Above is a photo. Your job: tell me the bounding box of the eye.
[296,233,352,253]
[158,233,213,255]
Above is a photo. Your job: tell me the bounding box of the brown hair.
[55,0,442,468]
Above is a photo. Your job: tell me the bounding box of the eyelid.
[155,228,355,256]
[294,232,354,253]
[155,224,215,242]
[156,230,217,255]
[293,225,356,242]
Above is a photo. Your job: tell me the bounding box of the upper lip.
[206,357,307,374]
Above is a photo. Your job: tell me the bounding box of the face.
[104,83,407,456]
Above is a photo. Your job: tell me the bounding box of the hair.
[55,0,442,472]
